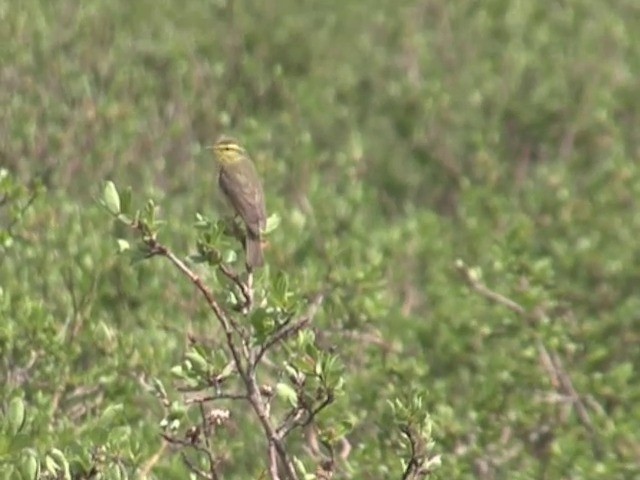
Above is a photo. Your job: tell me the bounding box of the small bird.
[211,136,267,269]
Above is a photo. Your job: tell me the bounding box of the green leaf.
[7,397,26,435]
[170,365,186,378]
[272,271,291,308]
[19,449,39,480]
[116,213,132,224]
[47,449,70,480]
[119,186,132,215]
[263,213,281,234]
[102,181,121,215]
[293,456,307,476]
[144,199,156,224]
[116,239,130,253]
[187,253,208,264]
[151,378,168,399]
[44,455,59,476]
[250,307,274,342]
[99,404,124,424]
[276,382,298,407]
[222,249,238,264]
[129,245,151,265]
[185,350,209,374]
[194,212,211,229]
[168,401,186,419]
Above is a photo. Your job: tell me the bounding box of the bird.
[211,136,267,269]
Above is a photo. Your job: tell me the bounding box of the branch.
[277,390,334,441]
[142,236,247,376]
[548,351,602,457]
[183,393,248,404]
[245,370,299,479]
[180,451,216,480]
[268,443,280,480]
[5,187,39,235]
[455,262,525,316]
[131,225,299,479]
[198,402,220,480]
[161,433,220,480]
[400,426,427,480]
[139,441,168,478]
[254,293,324,368]
[455,260,603,459]
[219,263,253,312]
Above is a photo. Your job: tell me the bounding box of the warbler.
[211,136,267,269]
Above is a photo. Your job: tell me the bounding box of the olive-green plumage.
[212,136,267,269]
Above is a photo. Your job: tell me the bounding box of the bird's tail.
[245,232,264,269]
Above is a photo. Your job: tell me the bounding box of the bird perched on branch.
[211,136,267,269]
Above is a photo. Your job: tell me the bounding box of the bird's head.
[210,136,246,165]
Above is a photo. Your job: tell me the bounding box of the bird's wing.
[219,167,266,238]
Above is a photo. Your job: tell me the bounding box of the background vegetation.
[2,0,640,478]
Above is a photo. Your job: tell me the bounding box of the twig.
[131,224,299,480]
[216,263,253,358]
[245,370,299,479]
[183,393,248,404]
[340,330,396,352]
[254,293,324,368]
[301,393,334,429]
[5,188,38,234]
[268,442,280,480]
[455,260,603,459]
[400,426,420,480]
[139,441,168,478]
[199,402,220,480]
[162,430,220,480]
[247,271,254,309]
[219,263,253,311]
[455,263,525,316]
[180,452,214,480]
[276,382,334,439]
[278,390,334,440]
[143,237,247,375]
[549,352,602,457]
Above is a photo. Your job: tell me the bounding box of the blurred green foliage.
[2,0,640,478]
